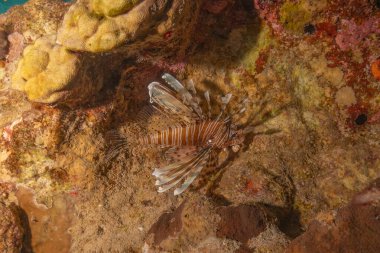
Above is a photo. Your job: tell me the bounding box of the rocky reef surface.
[0,0,379,252]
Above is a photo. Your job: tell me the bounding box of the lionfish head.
[229,128,245,152]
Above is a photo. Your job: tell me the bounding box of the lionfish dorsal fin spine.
[148,81,197,124]
[204,91,212,119]
[161,73,204,118]
[186,79,197,95]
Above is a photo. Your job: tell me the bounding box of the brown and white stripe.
[139,121,230,148]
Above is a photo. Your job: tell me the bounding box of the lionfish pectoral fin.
[230,97,249,122]
[173,150,210,195]
[153,148,210,195]
[164,146,199,164]
[173,166,203,195]
[206,149,218,168]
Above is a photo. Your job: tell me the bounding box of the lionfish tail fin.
[104,130,129,165]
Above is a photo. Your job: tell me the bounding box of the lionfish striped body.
[140,121,231,149]
[137,73,247,195]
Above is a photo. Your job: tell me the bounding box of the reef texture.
[0,0,379,252]
[3,0,203,104]
[286,178,380,253]
[11,35,103,104]
[0,202,24,253]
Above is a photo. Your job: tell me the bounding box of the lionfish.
[110,73,261,195]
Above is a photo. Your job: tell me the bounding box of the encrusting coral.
[56,0,201,53]
[8,0,203,105]
[11,35,103,104]
[90,0,141,17]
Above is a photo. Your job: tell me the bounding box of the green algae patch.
[293,64,325,110]
[280,1,312,34]
[16,148,58,205]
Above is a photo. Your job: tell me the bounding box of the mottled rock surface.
[286,178,380,253]
[0,29,8,59]
[147,201,186,246]
[0,203,24,253]
[216,204,272,243]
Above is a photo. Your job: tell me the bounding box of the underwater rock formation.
[0,203,24,253]
[0,29,8,60]
[0,0,379,252]
[286,178,380,253]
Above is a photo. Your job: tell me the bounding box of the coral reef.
[56,0,203,55]
[11,35,103,104]
[0,0,379,252]
[12,35,78,103]
[4,0,203,105]
[335,17,380,51]
[90,0,141,17]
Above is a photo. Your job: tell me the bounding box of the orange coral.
[371,59,380,81]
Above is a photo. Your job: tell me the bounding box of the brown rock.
[0,29,8,60]
[0,202,24,253]
[216,204,274,243]
[286,178,380,253]
[147,201,186,246]
[0,0,69,35]
[6,32,24,65]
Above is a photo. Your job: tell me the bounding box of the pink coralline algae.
[335,18,380,51]
[6,32,24,63]
[136,54,187,74]
[368,110,380,124]
[254,0,283,36]
[2,117,22,143]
